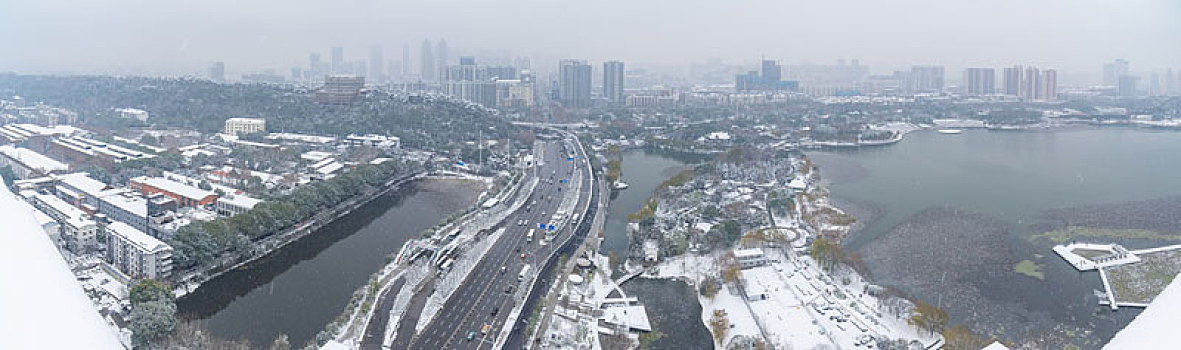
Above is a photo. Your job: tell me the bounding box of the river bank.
[174,170,426,298]
[176,177,485,346]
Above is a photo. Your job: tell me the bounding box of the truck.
[519,264,531,282]
[526,229,534,243]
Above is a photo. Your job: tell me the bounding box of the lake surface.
[811,128,1181,346]
[600,150,693,263]
[176,178,482,347]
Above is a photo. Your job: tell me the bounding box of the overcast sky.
[2,0,1178,80]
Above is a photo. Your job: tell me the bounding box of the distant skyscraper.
[962,68,995,95]
[761,59,782,83]
[558,59,592,108]
[331,46,344,74]
[908,66,944,93]
[603,61,625,103]
[1022,66,1041,99]
[420,40,436,81]
[1003,66,1022,96]
[1118,75,1139,97]
[369,46,385,82]
[208,62,225,82]
[1040,69,1058,100]
[1104,59,1129,86]
[436,39,448,79]
[402,44,412,80]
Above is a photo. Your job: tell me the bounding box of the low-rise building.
[345,134,400,149]
[0,145,70,179]
[30,193,98,253]
[105,221,173,280]
[129,176,218,208]
[734,248,766,269]
[223,117,266,136]
[215,193,261,217]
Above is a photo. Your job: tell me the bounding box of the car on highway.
[500,266,507,274]
[492,306,499,316]
[505,285,514,294]
[520,253,527,259]
[481,323,492,335]
[466,331,476,341]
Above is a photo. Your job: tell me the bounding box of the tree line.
[168,160,415,273]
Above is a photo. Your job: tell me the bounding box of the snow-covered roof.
[218,194,261,209]
[131,176,216,201]
[0,145,69,173]
[58,172,112,197]
[599,305,652,332]
[106,221,170,254]
[1104,273,1181,349]
[0,175,123,348]
[734,248,765,259]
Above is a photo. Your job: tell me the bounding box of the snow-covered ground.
[652,249,935,349]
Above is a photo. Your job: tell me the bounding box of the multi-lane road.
[375,136,592,350]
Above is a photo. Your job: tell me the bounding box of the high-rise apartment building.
[209,62,225,82]
[603,61,625,103]
[369,46,384,82]
[1040,70,1057,100]
[420,40,436,81]
[761,60,782,83]
[1104,59,1130,86]
[908,66,945,93]
[962,68,995,95]
[1003,66,1022,96]
[1022,66,1041,100]
[331,46,344,74]
[436,39,448,81]
[559,59,592,108]
[402,44,412,80]
[1119,75,1139,97]
[1000,65,1056,100]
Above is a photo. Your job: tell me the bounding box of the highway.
[381,136,592,350]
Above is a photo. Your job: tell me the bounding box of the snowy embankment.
[0,176,123,348]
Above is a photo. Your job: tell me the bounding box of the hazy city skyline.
[2,0,1178,82]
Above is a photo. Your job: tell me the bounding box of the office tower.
[291,68,302,81]
[603,61,625,103]
[1118,75,1139,97]
[909,66,945,93]
[1168,69,1177,96]
[558,59,592,108]
[402,44,412,80]
[331,46,344,74]
[1003,66,1022,96]
[369,46,384,82]
[436,39,448,80]
[962,68,995,95]
[309,53,323,77]
[420,40,435,81]
[1040,69,1057,100]
[761,59,782,83]
[1104,59,1130,86]
[208,62,225,82]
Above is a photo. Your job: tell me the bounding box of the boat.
[936,129,963,134]
[613,181,629,190]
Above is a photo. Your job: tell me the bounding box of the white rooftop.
[0,145,69,174]
[106,221,170,254]
[734,248,765,259]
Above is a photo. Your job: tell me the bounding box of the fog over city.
[2,0,1178,81]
